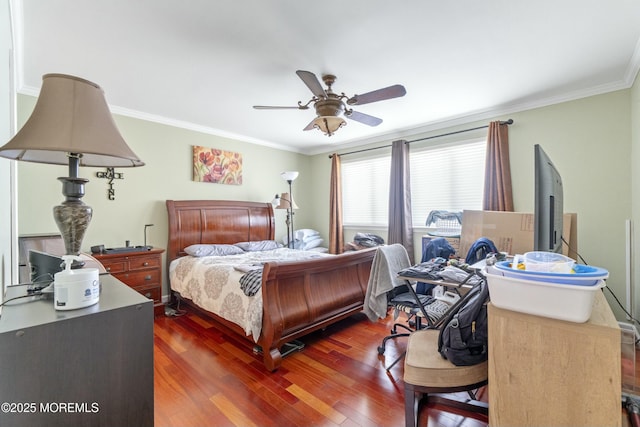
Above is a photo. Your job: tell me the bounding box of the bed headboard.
[166,200,275,265]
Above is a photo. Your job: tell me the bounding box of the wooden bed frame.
[166,199,376,371]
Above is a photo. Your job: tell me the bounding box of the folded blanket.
[364,244,411,321]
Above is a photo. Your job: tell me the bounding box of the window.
[341,139,486,227]
[342,154,391,226]
[410,139,486,226]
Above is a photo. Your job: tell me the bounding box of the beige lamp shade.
[0,73,144,167]
[0,73,144,257]
[312,116,346,136]
[275,192,298,210]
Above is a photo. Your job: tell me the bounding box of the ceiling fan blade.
[347,84,406,106]
[346,110,383,127]
[253,105,308,110]
[303,118,316,131]
[296,70,327,98]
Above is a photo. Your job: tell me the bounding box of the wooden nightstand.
[94,248,165,316]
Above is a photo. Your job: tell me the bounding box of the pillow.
[234,240,282,252]
[301,237,324,250]
[294,229,320,241]
[184,244,245,257]
[239,268,263,297]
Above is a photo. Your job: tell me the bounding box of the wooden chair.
[403,329,488,427]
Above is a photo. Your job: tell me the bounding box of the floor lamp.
[0,74,144,257]
[271,171,299,248]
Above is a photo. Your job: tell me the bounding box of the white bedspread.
[169,248,331,342]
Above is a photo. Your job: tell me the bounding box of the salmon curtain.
[328,153,344,254]
[483,121,514,211]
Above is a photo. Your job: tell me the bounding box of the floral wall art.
[193,146,243,185]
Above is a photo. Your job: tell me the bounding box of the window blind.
[410,139,486,226]
[342,154,391,226]
[341,139,486,227]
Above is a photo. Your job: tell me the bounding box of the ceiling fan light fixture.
[255,70,405,137]
[313,116,346,137]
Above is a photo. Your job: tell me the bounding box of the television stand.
[488,291,621,426]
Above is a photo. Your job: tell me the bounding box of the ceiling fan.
[253,70,406,136]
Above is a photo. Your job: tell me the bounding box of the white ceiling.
[13,0,640,155]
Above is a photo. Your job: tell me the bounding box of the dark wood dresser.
[0,275,154,427]
[93,248,165,316]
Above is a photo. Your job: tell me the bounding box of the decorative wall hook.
[96,167,124,200]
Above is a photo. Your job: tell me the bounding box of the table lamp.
[271,171,299,248]
[0,73,144,256]
[271,192,298,248]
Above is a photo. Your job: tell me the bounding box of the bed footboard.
[258,248,376,371]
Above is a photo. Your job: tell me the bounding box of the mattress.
[169,248,331,341]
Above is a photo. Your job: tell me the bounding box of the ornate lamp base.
[53,176,92,255]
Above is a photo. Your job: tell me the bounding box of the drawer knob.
[106,267,111,272]
[144,275,152,281]
[144,292,152,298]
[143,262,149,266]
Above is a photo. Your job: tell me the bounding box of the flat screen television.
[534,144,564,253]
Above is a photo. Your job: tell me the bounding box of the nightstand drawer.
[133,284,161,303]
[113,269,160,286]
[128,255,161,271]
[92,247,165,316]
[101,260,127,274]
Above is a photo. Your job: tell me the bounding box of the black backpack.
[437,272,490,366]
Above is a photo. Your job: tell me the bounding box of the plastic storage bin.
[493,261,609,286]
[514,251,575,273]
[484,267,605,323]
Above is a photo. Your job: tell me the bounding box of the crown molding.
[18,60,639,158]
[305,76,636,157]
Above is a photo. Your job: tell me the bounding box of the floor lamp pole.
[287,179,294,248]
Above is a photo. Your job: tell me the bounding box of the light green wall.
[508,91,631,320]
[15,94,311,297]
[309,90,633,320]
[16,87,639,320]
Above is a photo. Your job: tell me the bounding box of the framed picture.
[193,146,243,185]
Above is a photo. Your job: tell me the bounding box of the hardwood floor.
[153,308,489,427]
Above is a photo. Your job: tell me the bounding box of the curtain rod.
[328,119,513,158]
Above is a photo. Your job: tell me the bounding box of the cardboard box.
[459,210,578,260]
